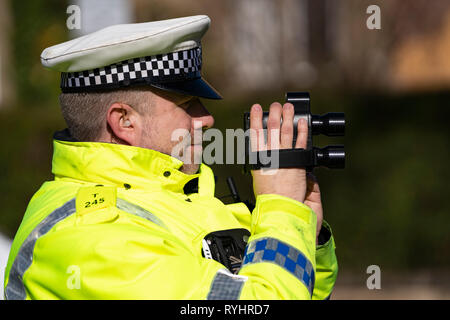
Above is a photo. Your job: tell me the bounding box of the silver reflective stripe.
[5,197,166,300]
[207,269,247,300]
[5,198,77,300]
[116,198,167,229]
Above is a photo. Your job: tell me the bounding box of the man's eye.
[180,98,195,109]
[180,102,190,109]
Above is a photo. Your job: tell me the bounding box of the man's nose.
[188,100,215,129]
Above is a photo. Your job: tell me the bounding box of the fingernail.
[284,103,293,110]
[252,104,261,112]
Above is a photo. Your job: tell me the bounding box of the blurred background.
[1,0,449,299]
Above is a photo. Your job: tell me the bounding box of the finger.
[280,103,294,149]
[267,102,282,150]
[250,104,265,151]
[306,173,320,193]
[295,117,308,149]
[306,172,317,183]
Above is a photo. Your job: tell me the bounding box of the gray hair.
[59,88,152,142]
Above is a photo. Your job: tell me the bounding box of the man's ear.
[106,103,142,146]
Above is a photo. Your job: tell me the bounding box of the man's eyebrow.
[179,95,196,105]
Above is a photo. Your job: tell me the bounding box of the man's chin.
[179,145,202,174]
[179,163,200,175]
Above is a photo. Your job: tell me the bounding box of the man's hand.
[250,102,323,237]
[250,102,308,203]
[304,173,323,243]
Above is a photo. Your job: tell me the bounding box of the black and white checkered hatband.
[61,46,202,93]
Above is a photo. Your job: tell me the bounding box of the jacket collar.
[52,130,213,195]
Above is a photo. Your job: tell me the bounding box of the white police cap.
[41,15,221,99]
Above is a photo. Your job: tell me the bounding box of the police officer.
[4,15,337,299]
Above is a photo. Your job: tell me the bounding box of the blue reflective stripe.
[242,237,315,295]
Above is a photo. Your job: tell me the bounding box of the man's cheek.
[190,144,203,164]
[170,128,191,159]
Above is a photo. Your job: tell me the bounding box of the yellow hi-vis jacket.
[4,137,337,300]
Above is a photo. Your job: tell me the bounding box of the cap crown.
[41,15,210,72]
